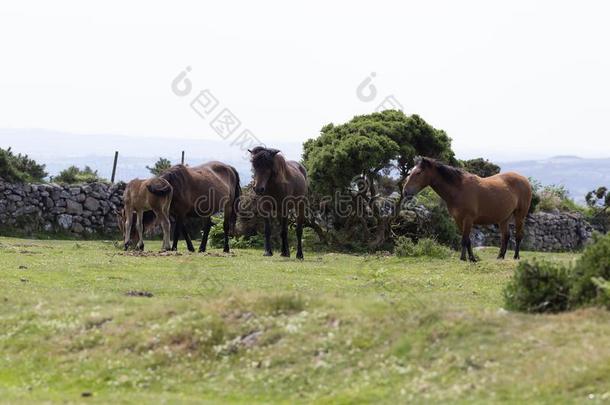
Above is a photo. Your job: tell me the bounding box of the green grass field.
[1,237,609,404]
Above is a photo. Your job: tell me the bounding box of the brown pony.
[122,177,173,251]
[402,157,532,261]
[249,147,307,259]
[152,162,240,253]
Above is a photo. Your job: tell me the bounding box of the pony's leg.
[514,214,525,260]
[280,217,290,257]
[159,211,171,251]
[136,210,145,251]
[182,221,195,252]
[222,213,231,253]
[460,218,476,262]
[123,206,133,250]
[199,217,213,253]
[497,220,510,260]
[296,214,304,260]
[171,220,181,251]
[263,218,273,256]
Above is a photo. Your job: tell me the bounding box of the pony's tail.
[147,177,172,196]
[230,166,241,230]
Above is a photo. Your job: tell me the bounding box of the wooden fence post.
[111,151,119,183]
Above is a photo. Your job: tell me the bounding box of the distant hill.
[2,129,608,203]
[0,129,302,185]
[500,156,610,202]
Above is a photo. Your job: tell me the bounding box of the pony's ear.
[417,156,431,168]
[247,149,253,154]
[269,148,280,156]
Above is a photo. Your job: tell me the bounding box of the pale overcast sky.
[1,0,609,160]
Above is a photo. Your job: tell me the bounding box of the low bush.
[569,233,610,308]
[503,259,571,313]
[208,221,265,249]
[395,236,453,259]
[412,189,461,249]
[54,165,106,184]
[529,179,583,213]
[0,147,47,183]
[505,233,610,313]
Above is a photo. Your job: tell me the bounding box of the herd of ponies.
[122,147,532,262]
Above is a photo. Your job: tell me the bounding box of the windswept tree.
[302,110,456,249]
[0,147,47,183]
[586,186,610,232]
[147,157,172,176]
[460,158,500,178]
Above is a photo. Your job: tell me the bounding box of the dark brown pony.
[148,162,240,253]
[402,157,532,261]
[249,147,307,259]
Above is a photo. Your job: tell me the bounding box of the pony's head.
[402,156,463,200]
[248,147,286,194]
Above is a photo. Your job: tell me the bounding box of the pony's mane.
[250,147,277,169]
[159,164,191,192]
[250,147,289,183]
[418,157,464,185]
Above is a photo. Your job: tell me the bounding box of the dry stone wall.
[0,178,125,236]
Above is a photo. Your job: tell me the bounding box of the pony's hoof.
[280,252,290,258]
[187,247,195,253]
[296,253,304,260]
[124,243,129,251]
[223,249,230,254]
[469,257,478,263]
[460,256,467,262]
[138,244,144,251]
[497,256,505,260]
[198,249,206,253]
[263,251,273,257]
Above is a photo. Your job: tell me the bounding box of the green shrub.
[530,180,583,213]
[503,259,571,313]
[569,233,610,308]
[585,186,610,233]
[231,235,264,249]
[54,165,106,184]
[395,236,452,259]
[0,147,47,183]
[208,222,225,248]
[412,189,461,249]
[208,221,264,249]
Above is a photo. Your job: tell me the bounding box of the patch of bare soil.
[125,290,154,297]
[198,251,237,257]
[120,250,183,257]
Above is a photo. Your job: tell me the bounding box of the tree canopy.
[302,110,456,250]
[147,157,172,176]
[460,158,501,178]
[303,110,456,195]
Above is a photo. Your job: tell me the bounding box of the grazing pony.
[122,177,173,251]
[249,147,307,259]
[153,163,240,253]
[402,157,532,261]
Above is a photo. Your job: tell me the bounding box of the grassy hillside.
[1,238,609,403]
